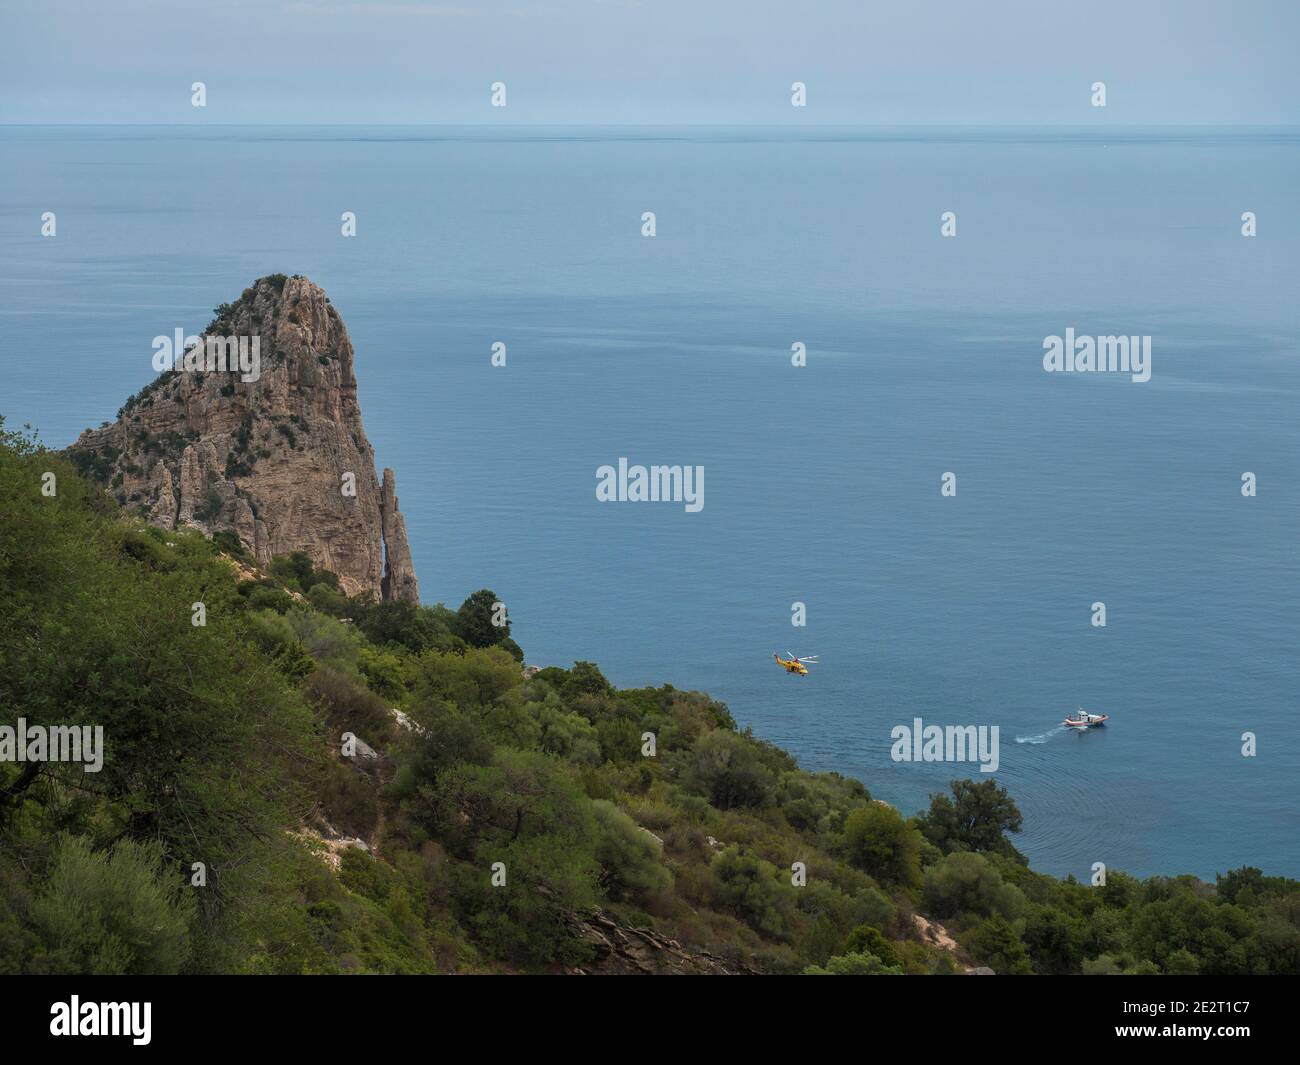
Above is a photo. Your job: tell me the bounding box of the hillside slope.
[2,418,1297,975]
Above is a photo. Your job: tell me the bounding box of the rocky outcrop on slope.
[67,274,419,602]
[566,912,758,975]
[379,468,419,603]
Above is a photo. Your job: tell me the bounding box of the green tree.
[566,660,613,697]
[0,425,318,969]
[841,804,923,888]
[428,750,599,965]
[917,778,1025,858]
[453,588,511,649]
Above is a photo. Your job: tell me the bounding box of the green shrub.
[681,730,777,810]
[211,528,249,560]
[964,914,1032,974]
[29,836,196,975]
[803,951,903,976]
[591,800,672,901]
[842,924,902,968]
[709,847,794,938]
[923,852,1025,921]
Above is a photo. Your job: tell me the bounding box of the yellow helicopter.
[774,652,818,676]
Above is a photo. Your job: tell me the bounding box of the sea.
[2,124,1297,879]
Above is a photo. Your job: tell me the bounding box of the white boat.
[1063,708,1108,729]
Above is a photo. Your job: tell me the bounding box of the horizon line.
[4,121,1299,129]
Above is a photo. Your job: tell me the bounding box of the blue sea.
[2,125,1297,880]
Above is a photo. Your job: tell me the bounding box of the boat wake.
[1015,724,1068,745]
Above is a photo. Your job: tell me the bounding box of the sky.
[1,0,1298,125]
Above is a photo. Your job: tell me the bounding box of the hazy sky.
[2,0,1298,124]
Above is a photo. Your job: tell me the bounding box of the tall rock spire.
[379,468,419,603]
[67,274,420,602]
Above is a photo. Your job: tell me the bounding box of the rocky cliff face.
[67,274,419,603]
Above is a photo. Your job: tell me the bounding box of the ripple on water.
[1004,726,1130,876]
